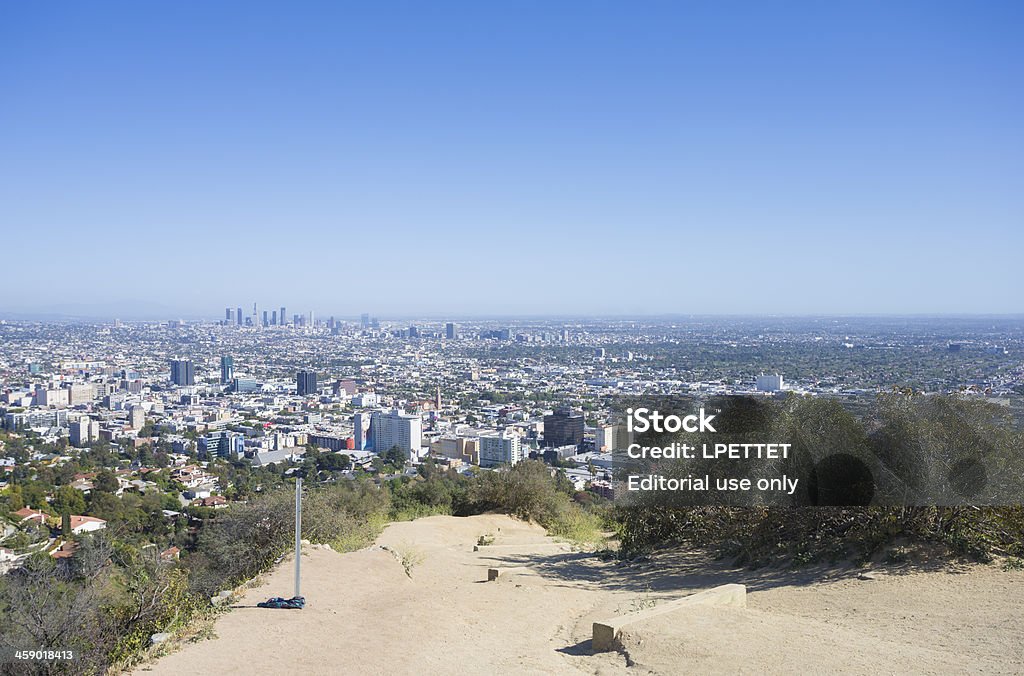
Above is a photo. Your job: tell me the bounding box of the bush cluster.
[616,393,1024,564]
[616,504,1024,565]
[0,535,206,675]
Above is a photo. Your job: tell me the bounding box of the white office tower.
[371,408,422,456]
[756,374,784,392]
[353,412,371,450]
[478,431,523,467]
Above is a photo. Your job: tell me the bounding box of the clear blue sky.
[1,1,1021,318]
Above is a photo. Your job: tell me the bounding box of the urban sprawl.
[0,309,1021,572]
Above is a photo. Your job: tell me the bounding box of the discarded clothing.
[257,596,305,609]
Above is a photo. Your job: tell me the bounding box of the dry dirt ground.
[134,514,1024,675]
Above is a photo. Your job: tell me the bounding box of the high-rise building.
[35,386,70,408]
[64,383,95,405]
[296,371,318,396]
[352,412,371,450]
[479,431,523,467]
[128,404,146,430]
[360,313,370,329]
[225,307,233,322]
[70,417,100,447]
[199,431,245,459]
[220,356,234,384]
[446,322,456,340]
[543,407,585,448]
[271,310,278,326]
[236,307,243,326]
[5,409,68,431]
[280,307,286,326]
[595,425,616,452]
[370,409,422,457]
[170,359,195,386]
[262,310,269,327]
[409,325,419,338]
[232,378,260,393]
[70,418,89,447]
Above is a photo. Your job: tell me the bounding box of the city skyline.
[2,2,1022,315]
[3,303,1024,323]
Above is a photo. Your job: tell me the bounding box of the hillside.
[134,514,1024,675]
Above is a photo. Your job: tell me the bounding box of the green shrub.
[546,504,605,546]
[616,504,1024,564]
[464,460,569,524]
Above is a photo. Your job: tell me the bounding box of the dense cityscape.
[1,309,1022,572]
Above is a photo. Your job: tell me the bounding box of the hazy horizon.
[3,302,1024,324]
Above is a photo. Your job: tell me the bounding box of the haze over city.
[3,1,1022,317]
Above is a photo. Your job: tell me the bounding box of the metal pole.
[294,476,302,598]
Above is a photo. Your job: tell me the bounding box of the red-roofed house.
[193,495,228,509]
[12,508,48,525]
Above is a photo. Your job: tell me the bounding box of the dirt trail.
[135,514,1024,675]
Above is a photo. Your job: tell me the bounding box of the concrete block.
[487,566,531,581]
[592,584,746,652]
